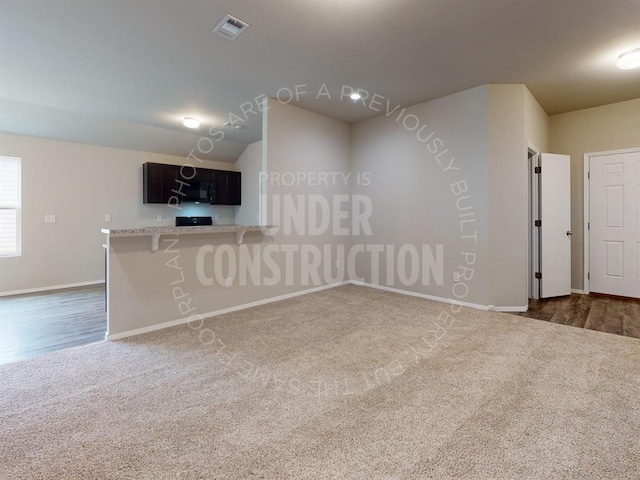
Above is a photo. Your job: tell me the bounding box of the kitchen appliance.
[183,181,217,204]
[175,216,213,227]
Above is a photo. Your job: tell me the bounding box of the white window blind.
[0,156,21,256]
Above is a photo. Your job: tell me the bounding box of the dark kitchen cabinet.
[216,170,241,205]
[143,162,241,205]
[143,162,180,204]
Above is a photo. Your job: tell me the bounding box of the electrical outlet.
[453,272,461,283]
[225,277,233,288]
[44,214,56,223]
[213,214,219,221]
[104,214,112,223]
[335,261,340,270]
[156,214,163,222]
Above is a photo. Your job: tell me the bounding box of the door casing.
[527,144,540,300]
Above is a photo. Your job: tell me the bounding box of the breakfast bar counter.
[102,225,276,251]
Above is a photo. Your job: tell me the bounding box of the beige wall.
[486,85,549,307]
[351,86,491,306]
[349,84,547,309]
[264,99,352,288]
[107,100,352,336]
[487,85,528,308]
[0,133,236,294]
[524,88,549,153]
[4,86,560,318]
[234,140,263,226]
[549,98,640,290]
[523,87,549,299]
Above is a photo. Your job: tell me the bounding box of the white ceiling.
[1,0,639,162]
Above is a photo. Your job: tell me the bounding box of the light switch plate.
[104,214,112,223]
[44,214,56,223]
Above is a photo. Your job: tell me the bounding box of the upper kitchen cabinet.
[143,162,241,205]
[216,170,241,206]
[142,162,179,204]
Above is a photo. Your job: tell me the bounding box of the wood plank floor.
[515,293,640,339]
[0,285,106,365]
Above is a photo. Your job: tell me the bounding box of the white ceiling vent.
[213,15,249,41]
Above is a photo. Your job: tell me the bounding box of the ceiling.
[1,0,639,162]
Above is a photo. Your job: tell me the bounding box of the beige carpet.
[1,285,639,479]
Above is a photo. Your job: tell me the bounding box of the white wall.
[549,97,640,290]
[234,140,263,226]
[0,133,237,294]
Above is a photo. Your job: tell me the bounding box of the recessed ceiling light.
[617,48,640,70]
[183,117,200,128]
[350,92,362,101]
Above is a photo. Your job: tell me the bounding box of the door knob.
[566,231,573,236]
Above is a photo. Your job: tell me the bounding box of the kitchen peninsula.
[102,224,275,251]
[103,224,276,340]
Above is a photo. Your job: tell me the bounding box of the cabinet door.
[215,170,231,205]
[213,171,241,205]
[162,164,180,203]
[196,168,217,204]
[143,163,179,204]
[143,163,163,203]
[144,163,239,205]
[193,167,211,183]
[227,171,241,205]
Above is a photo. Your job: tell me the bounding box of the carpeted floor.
[1,285,639,479]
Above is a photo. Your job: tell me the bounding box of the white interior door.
[589,151,640,298]
[540,153,572,298]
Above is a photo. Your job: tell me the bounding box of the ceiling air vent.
[213,15,249,41]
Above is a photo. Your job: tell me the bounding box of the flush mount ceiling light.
[182,117,200,128]
[350,91,362,101]
[223,122,245,129]
[617,48,640,70]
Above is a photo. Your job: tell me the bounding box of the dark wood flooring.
[516,293,640,339]
[0,285,106,365]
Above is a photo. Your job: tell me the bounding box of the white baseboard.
[106,281,350,341]
[571,289,586,295]
[107,280,530,341]
[490,305,528,313]
[349,280,490,311]
[0,280,105,298]
[351,281,528,312]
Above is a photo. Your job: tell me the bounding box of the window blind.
[0,156,21,256]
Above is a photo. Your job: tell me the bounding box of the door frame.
[527,142,540,300]
[583,146,640,294]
